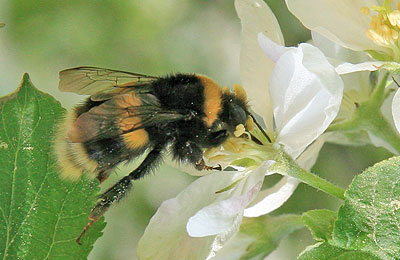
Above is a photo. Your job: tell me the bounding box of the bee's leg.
[195,158,222,171]
[173,141,222,171]
[96,170,111,184]
[76,145,164,245]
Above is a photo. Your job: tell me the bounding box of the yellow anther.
[234,124,245,137]
[393,29,399,40]
[363,0,400,61]
[360,6,370,15]
[388,10,400,27]
[366,29,385,46]
[370,15,380,29]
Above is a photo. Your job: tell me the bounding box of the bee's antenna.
[249,113,272,143]
[393,76,400,88]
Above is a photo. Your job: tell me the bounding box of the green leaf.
[0,23,5,28]
[302,209,336,242]
[332,156,400,260]
[298,242,380,260]
[0,74,105,259]
[238,214,303,260]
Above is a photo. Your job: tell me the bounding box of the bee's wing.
[59,66,159,96]
[68,93,193,143]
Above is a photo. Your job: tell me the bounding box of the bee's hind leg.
[76,144,164,245]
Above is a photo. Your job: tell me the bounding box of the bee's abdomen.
[55,105,150,181]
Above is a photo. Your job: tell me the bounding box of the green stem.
[328,73,400,154]
[272,152,345,200]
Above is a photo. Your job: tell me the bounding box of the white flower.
[393,87,400,133]
[136,0,343,259]
[285,0,400,138]
[285,0,399,56]
[311,31,400,153]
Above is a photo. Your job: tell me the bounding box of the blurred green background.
[0,0,393,259]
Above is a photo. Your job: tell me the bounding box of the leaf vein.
[43,181,80,260]
[3,85,29,260]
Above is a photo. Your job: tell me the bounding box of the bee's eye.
[229,103,247,127]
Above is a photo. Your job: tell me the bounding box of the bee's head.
[219,84,250,134]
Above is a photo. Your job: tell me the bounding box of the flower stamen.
[362,0,400,61]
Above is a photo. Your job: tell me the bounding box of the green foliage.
[238,214,303,259]
[0,74,105,260]
[301,209,336,242]
[331,156,400,259]
[0,23,5,28]
[299,157,400,259]
[298,242,379,260]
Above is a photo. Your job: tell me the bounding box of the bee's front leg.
[173,141,222,171]
[195,158,222,171]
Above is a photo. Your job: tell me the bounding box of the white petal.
[258,32,293,62]
[235,0,284,131]
[243,177,299,217]
[311,31,371,64]
[242,134,327,217]
[393,88,400,134]
[335,61,383,75]
[311,31,383,75]
[367,131,399,155]
[212,232,256,260]
[286,0,382,51]
[186,160,274,237]
[137,170,247,260]
[187,181,262,237]
[271,43,343,158]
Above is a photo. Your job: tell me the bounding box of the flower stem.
[272,152,345,200]
[328,73,400,154]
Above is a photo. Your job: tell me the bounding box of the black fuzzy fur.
[72,73,249,239]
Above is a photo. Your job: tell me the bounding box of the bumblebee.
[55,66,252,244]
